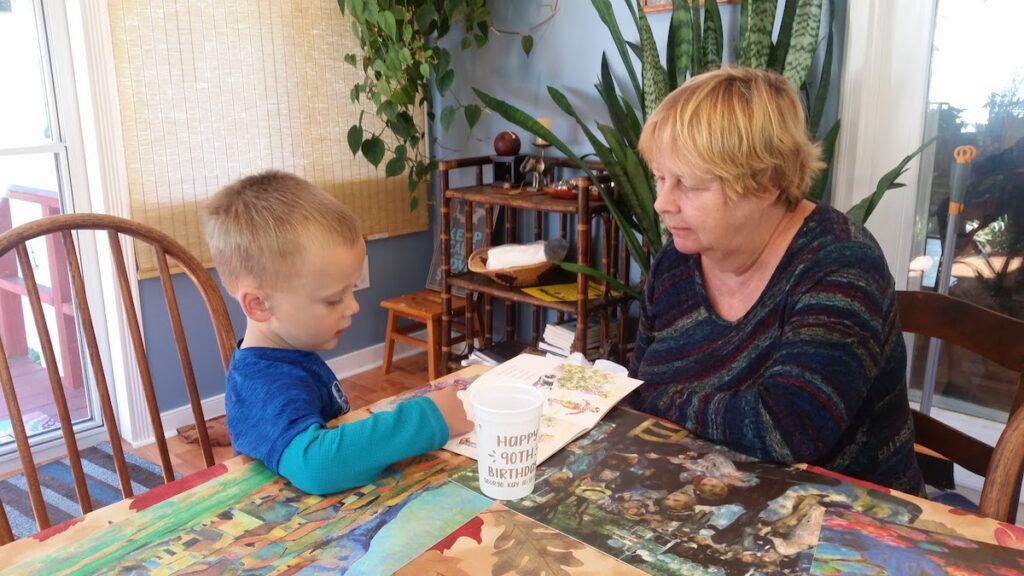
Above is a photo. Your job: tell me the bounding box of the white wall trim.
[834,1,938,288]
[68,1,150,444]
[119,331,431,448]
[325,330,429,379]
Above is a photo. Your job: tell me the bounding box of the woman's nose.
[654,189,676,215]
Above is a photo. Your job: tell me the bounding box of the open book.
[445,353,643,464]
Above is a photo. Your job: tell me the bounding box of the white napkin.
[486,239,568,270]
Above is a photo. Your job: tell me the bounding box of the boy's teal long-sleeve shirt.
[225,345,449,494]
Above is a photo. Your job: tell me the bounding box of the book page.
[445,354,643,463]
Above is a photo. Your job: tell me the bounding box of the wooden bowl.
[468,247,554,287]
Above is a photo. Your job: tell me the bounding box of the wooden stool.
[381,289,472,380]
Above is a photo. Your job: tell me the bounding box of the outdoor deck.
[0,355,89,442]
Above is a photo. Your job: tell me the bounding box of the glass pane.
[0,0,54,148]
[908,0,1024,422]
[0,153,88,446]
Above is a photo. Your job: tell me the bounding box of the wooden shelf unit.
[438,155,633,373]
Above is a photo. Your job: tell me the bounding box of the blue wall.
[140,229,435,410]
[141,0,842,411]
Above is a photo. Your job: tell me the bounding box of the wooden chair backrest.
[897,290,1024,523]
[0,214,235,544]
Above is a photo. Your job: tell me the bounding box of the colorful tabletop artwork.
[2,451,491,575]
[7,397,1024,575]
[810,509,1024,575]
[437,408,1022,576]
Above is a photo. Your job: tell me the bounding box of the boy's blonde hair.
[204,170,362,289]
[638,67,824,207]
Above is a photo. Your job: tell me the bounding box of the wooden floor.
[126,353,432,476]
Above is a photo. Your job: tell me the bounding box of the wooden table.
[4,366,1024,575]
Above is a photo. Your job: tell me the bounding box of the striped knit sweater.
[627,204,924,495]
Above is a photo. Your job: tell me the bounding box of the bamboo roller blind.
[107,1,427,277]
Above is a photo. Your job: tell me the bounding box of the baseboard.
[324,329,428,379]
[133,330,431,448]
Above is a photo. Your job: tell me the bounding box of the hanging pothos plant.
[339,0,491,209]
[475,0,932,290]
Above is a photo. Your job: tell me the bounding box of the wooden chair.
[0,214,236,544]
[897,289,1024,523]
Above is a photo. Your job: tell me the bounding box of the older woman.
[627,67,924,495]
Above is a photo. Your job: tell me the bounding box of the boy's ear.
[237,286,272,322]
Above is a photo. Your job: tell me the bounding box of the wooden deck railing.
[0,186,82,389]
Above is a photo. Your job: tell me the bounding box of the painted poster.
[4,453,491,575]
[397,502,646,575]
[450,408,924,576]
[810,509,1024,575]
[425,199,495,293]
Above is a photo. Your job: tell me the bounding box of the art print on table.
[397,502,648,575]
[451,408,924,575]
[809,509,1024,576]
[4,452,489,576]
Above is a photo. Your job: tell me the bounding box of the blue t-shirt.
[225,346,346,473]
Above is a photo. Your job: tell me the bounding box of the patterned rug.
[0,441,174,540]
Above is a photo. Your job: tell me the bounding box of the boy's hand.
[426,387,473,437]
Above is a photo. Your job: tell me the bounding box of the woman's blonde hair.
[638,67,824,207]
[204,170,362,289]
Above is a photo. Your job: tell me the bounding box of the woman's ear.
[237,286,272,322]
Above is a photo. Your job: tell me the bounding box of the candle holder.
[528,141,552,190]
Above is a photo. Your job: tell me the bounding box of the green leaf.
[591,0,643,104]
[809,4,834,135]
[415,4,437,31]
[461,35,472,50]
[464,104,482,129]
[343,53,357,67]
[410,194,420,211]
[391,111,416,139]
[347,124,363,156]
[419,62,430,78]
[361,136,386,166]
[522,34,534,57]
[689,0,703,76]
[782,0,824,88]
[739,0,777,69]
[440,105,457,131]
[437,69,455,96]
[597,55,638,150]
[846,136,937,225]
[807,119,839,202]
[544,87,654,273]
[666,0,692,88]
[385,155,406,178]
[558,262,640,299]
[378,11,397,39]
[394,144,407,163]
[703,0,723,71]
[769,0,799,72]
[638,9,669,118]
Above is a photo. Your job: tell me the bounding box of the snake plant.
[476,0,928,281]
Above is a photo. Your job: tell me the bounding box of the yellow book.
[523,283,618,302]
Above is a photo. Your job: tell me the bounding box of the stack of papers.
[538,318,618,358]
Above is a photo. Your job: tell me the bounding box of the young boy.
[204,170,472,494]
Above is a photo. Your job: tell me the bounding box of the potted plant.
[474,0,932,291]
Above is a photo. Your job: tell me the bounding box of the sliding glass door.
[0,0,98,453]
[905,0,1024,423]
